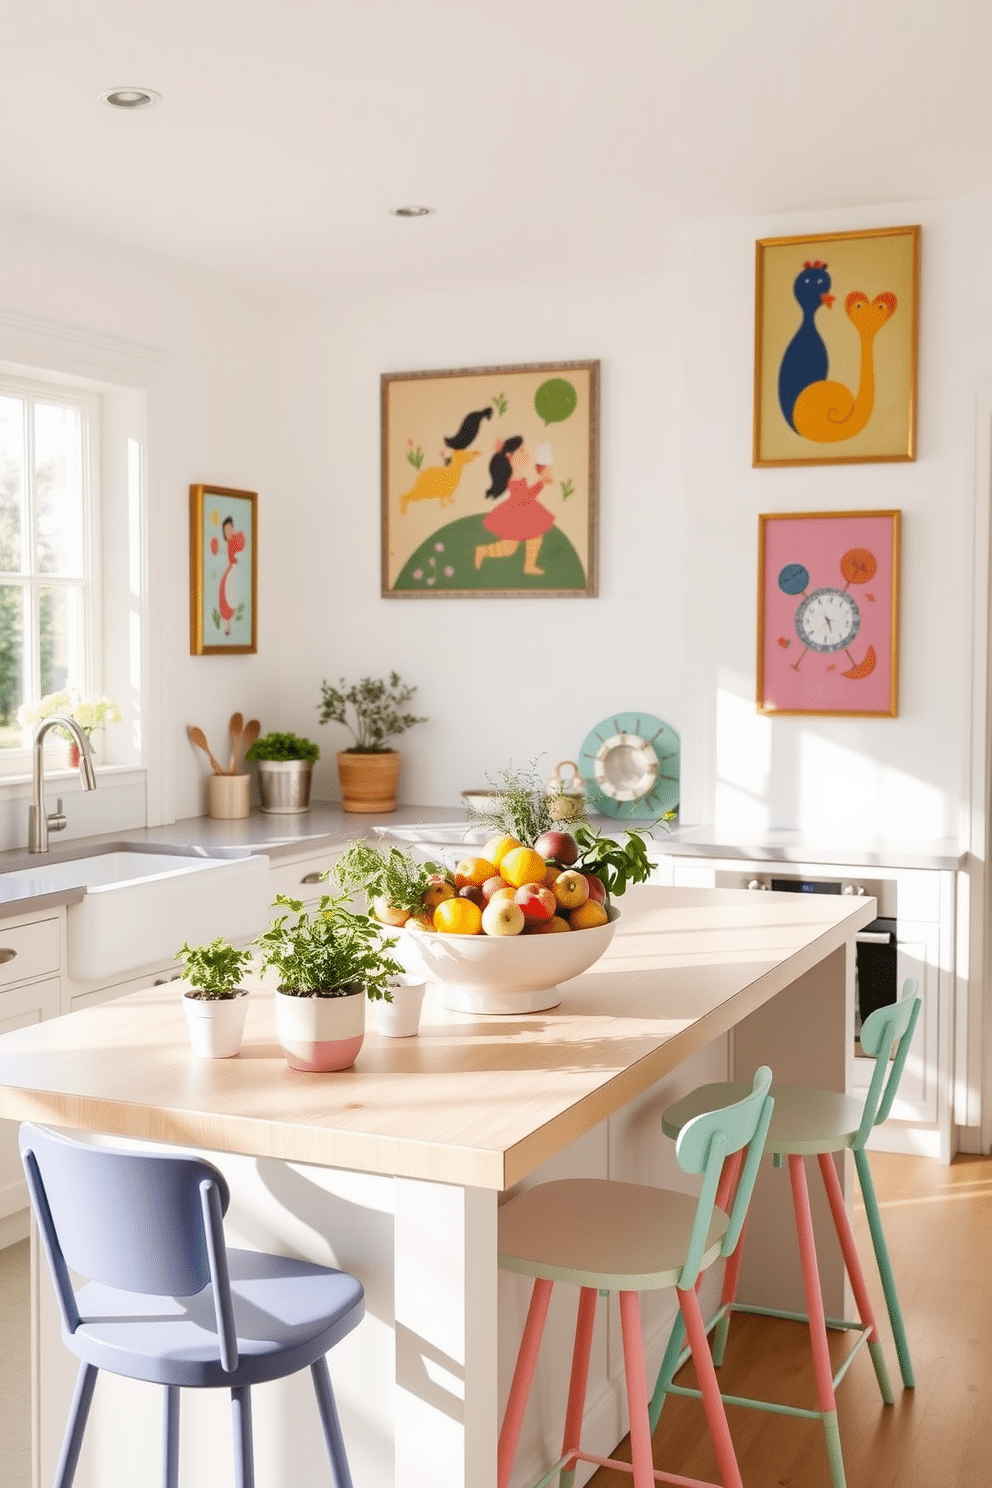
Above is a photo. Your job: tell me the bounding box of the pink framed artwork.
[757,510,900,717]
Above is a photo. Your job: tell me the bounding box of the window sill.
[0,764,145,800]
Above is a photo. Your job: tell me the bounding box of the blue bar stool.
[19,1123,365,1488]
[650,979,920,1488]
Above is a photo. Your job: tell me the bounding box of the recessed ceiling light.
[389,205,434,218]
[99,87,162,110]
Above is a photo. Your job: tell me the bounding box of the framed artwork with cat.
[753,225,920,467]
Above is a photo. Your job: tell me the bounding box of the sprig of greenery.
[571,823,656,900]
[174,937,254,999]
[256,892,403,1001]
[317,672,426,753]
[467,760,583,844]
[332,840,446,916]
[245,730,320,762]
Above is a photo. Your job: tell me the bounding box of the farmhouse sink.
[0,845,270,983]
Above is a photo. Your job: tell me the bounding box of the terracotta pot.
[336,750,401,814]
[274,986,365,1071]
[183,990,249,1058]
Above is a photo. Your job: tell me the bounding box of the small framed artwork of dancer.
[189,484,258,655]
[381,360,599,598]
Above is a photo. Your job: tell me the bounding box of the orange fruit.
[433,897,484,935]
[528,915,571,934]
[500,846,547,889]
[454,856,499,888]
[569,900,609,931]
[483,835,522,868]
[544,863,562,889]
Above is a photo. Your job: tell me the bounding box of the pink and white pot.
[274,986,366,1072]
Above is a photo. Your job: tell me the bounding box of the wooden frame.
[754,225,920,467]
[381,359,599,598]
[757,509,900,717]
[189,484,257,655]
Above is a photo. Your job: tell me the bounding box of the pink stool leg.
[788,1155,846,1488]
[559,1287,598,1485]
[817,1153,894,1404]
[618,1291,657,1488]
[677,1285,744,1488]
[713,1149,746,1365]
[498,1277,553,1488]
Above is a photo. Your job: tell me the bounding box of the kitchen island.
[0,882,876,1488]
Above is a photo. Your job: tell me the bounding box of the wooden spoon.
[240,718,261,767]
[187,725,225,776]
[228,711,244,774]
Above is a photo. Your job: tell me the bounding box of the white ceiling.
[1,0,989,296]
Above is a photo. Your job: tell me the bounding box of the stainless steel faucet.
[29,716,98,853]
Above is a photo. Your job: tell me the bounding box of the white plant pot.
[376,975,427,1038]
[274,987,366,1071]
[183,990,249,1058]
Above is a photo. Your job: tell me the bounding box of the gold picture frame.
[189,484,258,655]
[757,509,900,717]
[754,225,920,467]
[381,359,599,598]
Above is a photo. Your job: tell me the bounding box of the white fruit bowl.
[398,908,620,1015]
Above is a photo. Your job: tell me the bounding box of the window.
[0,376,99,756]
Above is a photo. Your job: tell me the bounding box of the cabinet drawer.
[0,917,60,988]
[268,851,343,903]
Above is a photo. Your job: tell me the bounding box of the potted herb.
[174,936,254,1058]
[317,672,426,814]
[244,730,320,815]
[256,891,404,1070]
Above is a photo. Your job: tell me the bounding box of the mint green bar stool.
[497,1067,774,1488]
[650,979,920,1488]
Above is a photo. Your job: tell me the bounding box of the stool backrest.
[673,1066,774,1290]
[19,1124,239,1368]
[854,978,921,1148]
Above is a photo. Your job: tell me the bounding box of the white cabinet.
[267,846,345,905]
[666,853,954,1160]
[0,912,63,1236]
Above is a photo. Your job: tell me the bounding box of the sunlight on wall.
[714,684,772,833]
[798,733,948,840]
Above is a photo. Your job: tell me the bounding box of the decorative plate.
[578,713,680,820]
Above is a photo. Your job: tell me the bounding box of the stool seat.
[499,1178,730,1292]
[663,1080,867,1156]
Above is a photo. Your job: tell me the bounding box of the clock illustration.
[778,547,878,678]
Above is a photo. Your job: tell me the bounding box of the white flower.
[16,689,121,736]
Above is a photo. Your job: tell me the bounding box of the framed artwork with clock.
[757,509,900,717]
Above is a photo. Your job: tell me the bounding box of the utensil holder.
[209,773,251,820]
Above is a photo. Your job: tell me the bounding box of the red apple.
[533,830,579,866]
[513,882,556,922]
[458,884,486,909]
[481,874,509,902]
[583,873,607,905]
[482,898,525,936]
[553,869,590,911]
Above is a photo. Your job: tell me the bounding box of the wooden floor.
[588,1150,992,1488]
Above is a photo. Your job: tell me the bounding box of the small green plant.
[467,760,571,845]
[317,672,426,754]
[245,731,320,763]
[174,936,254,1000]
[405,439,425,469]
[560,477,575,500]
[333,840,447,918]
[570,823,657,900]
[256,892,404,1000]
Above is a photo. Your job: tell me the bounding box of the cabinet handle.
[0,948,16,965]
[301,872,323,884]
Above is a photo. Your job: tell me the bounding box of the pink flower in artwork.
[444,566,454,578]
[413,568,423,580]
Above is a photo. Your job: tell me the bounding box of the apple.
[423,875,456,909]
[482,898,525,936]
[458,884,486,909]
[514,882,556,922]
[371,897,410,927]
[481,875,509,902]
[454,855,498,888]
[533,830,579,866]
[570,900,609,930]
[553,870,590,911]
[489,885,517,903]
[583,873,607,905]
[529,915,571,934]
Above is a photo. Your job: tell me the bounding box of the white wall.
[0,210,278,839]
[275,193,992,847]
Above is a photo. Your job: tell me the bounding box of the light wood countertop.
[0,885,876,1191]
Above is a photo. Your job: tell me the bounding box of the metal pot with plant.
[244,730,320,815]
[256,891,404,1071]
[174,936,255,1058]
[317,672,426,814]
